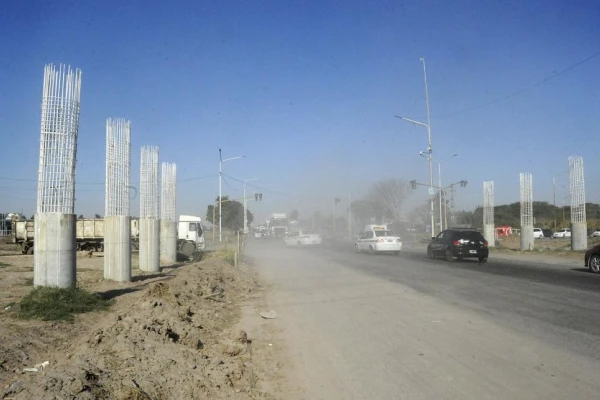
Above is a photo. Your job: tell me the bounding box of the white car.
[592,230,600,238]
[356,226,402,255]
[284,230,322,247]
[533,228,544,239]
[553,228,571,238]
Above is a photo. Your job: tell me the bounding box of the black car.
[584,244,600,274]
[542,229,553,238]
[427,228,489,263]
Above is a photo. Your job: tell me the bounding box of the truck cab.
[178,215,205,252]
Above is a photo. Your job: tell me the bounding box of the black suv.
[427,228,489,263]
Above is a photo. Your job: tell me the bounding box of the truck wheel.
[179,241,196,257]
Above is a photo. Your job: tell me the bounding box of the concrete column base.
[160,220,177,264]
[483,224,495,248]
[34,213,76,288]
[104,216,132,282]
[571,222,588,251]
[139,219,160,272]
[520,225,534,251]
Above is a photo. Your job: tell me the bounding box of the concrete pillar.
[104,216,131,282]
[34,213,76,288]
[160,220,177,264]
[571,222,588,251]
[520,225,534,251]
[483,224,495,248]
[139,218,160,272]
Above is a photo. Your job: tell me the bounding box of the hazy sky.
[1,0,599,223]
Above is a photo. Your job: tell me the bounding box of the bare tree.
[367,179,411,223]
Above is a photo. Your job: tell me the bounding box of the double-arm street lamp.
[219,149,245,242]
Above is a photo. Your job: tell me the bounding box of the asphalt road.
[246,239,600,400]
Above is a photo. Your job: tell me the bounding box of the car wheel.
[589,254,600,274]
[457,256,464,261]
[445,248,454,262]
[355,244,361,253]
[394,251,401,256]
[368,246,375,255]
[427,247,434,259]
[478,256,488,263]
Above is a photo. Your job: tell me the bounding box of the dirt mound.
[1,254,272,399]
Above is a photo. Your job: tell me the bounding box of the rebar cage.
[37,64,82,214]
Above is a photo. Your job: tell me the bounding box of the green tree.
[206,196,253,231]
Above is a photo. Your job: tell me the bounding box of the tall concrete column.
[34,213,76,288]
[520,226,534,251]
[483,181,495,248]
[571,223,587,251]
[160,220,177,263]
[140,218,160,272]
[104,215,131,281]
[519,173,534,251]
[483,225,495,248]
[569,156,587,251]
[34,64,82,288]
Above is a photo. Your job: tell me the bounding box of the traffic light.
[255,193,263,201]
[259,193,263,201]
[255,193,258,201]
[460,180,468,188]
[334,198,341,205]
[410,180,417,189]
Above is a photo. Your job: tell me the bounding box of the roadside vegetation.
[18,286,114,322]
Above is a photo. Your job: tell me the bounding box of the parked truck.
[177,215,206,258]
[11,217,140,254]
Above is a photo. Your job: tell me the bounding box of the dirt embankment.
[0,245,280,400]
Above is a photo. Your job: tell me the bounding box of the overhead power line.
[438,49,600,118]
[221,173,302,198]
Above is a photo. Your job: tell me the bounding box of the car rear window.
[451,230,485,241]
[374,230,395,237]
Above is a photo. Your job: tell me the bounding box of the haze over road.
[246,240,600,400]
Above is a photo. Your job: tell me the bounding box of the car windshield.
[374,230,395,237]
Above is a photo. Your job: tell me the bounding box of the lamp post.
[219,149,245,242]
[243,178,258,235]
[395,57,435,238]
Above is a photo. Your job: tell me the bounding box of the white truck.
[11,218,140,254]
[269,213,289,239]
[177,215,206,258]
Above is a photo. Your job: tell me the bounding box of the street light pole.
[218,149,245,242]
[432,153,458,231]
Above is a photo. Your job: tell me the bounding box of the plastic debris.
[260,310,278,319]
[23,361,50,372]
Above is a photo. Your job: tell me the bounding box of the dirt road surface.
[245,240,600,400]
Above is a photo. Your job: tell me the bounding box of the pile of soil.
[0,254,275,399]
